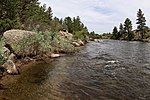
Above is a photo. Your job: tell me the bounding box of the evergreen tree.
[51,17,63,32]
[64,17,73,33]
[73,16,82,32]
[46,6,53,21]
[0,0,20,34]
[59,18,63,25]
[119,23,124,38]
[112,26,118,39]
[136,9,146,39]
[0,0,89,38]
[124,18,134,41]
[90,31,96,35]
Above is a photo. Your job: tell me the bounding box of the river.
[1,40,150,100]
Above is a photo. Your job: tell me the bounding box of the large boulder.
[3,29,36,44]
[2,60,19,75]
[3,29,37,57]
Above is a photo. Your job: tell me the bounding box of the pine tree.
[73,16,82,32]
[64,17,73,33]
[136,9,146,39]
[0,0,19,34]
[0,0,89,36]
[51,17,63,32]
[119,23,124,38]
[112,26,118,39]
[90,31,96,35]
[46,6,53,21]
[124,18,133,41]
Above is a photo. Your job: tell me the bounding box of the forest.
[0,0,98,63]
[0,0,92,40]
[111,9,150,41]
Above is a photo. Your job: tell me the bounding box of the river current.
[1,40,150,100]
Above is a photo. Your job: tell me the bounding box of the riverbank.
[0,46,83,100]
[0,29,87,86]
[0,45,84,100]
[0,59,48,100]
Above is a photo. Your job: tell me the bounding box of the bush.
[74,29,89,41]
[13,31,75,57]
[51,34,75,53]
[13,31,53,57]
[0,38,4,64]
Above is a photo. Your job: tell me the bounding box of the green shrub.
[51,35,75,53]
[13,31,54,57]
[0,38,4,64]
[5,30,76,58]
[74,29,89,41]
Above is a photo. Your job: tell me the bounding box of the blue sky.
[39,0,150,34]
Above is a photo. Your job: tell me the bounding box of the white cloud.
[39,0,150,34]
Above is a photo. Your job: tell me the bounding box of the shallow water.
[1,40,150,100]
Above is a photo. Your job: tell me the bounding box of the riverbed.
[0,40,150,100]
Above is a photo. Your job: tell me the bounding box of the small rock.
[50,53,60,58]
[2,60,19,75]
[78,40,84,46]
[72,42,80,47]
[2,47,10,60]
[8,53,16,61]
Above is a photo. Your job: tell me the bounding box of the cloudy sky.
[39,0,150,33]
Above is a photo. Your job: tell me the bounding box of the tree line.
[0,0,90,41]
[111,9,149,41]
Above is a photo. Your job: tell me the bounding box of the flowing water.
[1,40,150,100]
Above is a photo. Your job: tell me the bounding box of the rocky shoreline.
[0,29,86,86]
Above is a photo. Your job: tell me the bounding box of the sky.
[38,0,150,34]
